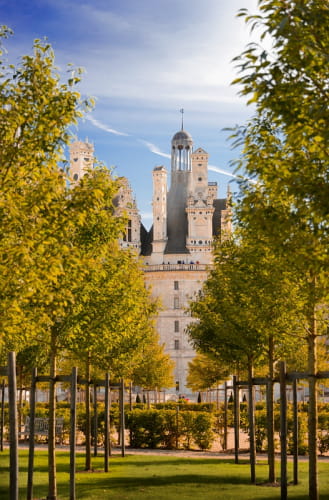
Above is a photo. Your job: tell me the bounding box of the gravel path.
[11,441,329,462]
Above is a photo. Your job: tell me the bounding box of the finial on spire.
[180,108,184,130]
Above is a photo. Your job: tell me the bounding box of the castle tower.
[165,129,194,255]
[191,147,209,197]
[186,148,215,262]
[114,177,141,253]
[68,125,231,398]
[69,140,94,185]
[152,166,167,260]
[142,121,232,396]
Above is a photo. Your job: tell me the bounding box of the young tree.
[130,337,175,397]
[186,353,231,393]
[188,233,305,483]
[0,28,90,356]
[61,180,159,469]
[0,30,160,497]
[231,2,329,495]
[0,30,94,499]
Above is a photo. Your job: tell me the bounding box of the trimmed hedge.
[125,409,214,450]
[3,399,329,454]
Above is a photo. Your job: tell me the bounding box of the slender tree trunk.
[267,334,276,483]
[8,352,18,500]
[85,354,91,471]
[47,331,57,500]
[233,375,240,464]
[129,381,132,411]
[223,382,228,451]
[308,311,318,500]
[18,366,23,437]
[247,357,256,484]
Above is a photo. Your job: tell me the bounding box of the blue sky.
[1,0,259,228]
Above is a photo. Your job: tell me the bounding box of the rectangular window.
[174,340,179,350]
[174,281,179,290]
[174,320,179,332]
[174,297,179,309]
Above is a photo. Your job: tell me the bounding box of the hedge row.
[4,400,329,454]
[239,403,329,456]
[125,409,214,450]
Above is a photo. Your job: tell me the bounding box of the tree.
[186,353,231,392]
[0,30,160,497]
[0,30,91,361]
[231,2,329,496]
[61,178,159,469]
[0,30,95,499]
[188,233,305,483]
[130,337,175,395]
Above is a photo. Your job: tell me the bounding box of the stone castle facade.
[70,127,231,397]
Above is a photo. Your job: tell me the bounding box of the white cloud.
[209,165,257,185]
[208,165,238,179]
[86,115,129,136]
[138,140,170,159]
[52,0,260,111]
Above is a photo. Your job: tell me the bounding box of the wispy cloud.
[50,0,259,109]
[86,115,129,136]
[208,165,238,179]
[138,140,170,159]
[86,116,246,182]
[209,164,257,185]
[87,117,172,160]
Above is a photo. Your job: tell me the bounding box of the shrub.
[125,409,215,450]
[161,410,181,449]
[317,410,329,455]
[254,410,268,452]
[180,411,195,449]
[192,413,214,450]
[126,409,166,448]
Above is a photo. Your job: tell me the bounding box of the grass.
[1,450,329,499]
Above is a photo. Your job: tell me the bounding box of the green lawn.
[1,450,329,499]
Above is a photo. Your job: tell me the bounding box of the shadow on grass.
[76,474,252,487]
[63,475,315,500]
[106,457,243,467]
[1,452,325,500]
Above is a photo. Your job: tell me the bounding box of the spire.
[180,108,184,130]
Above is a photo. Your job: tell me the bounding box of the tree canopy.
[228,2,329,495]
[0,30,160,498]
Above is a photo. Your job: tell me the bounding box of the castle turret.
[114,177,141,252]
[186,148,214,260]
[152,166,167,259]
[69,140,94,185]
